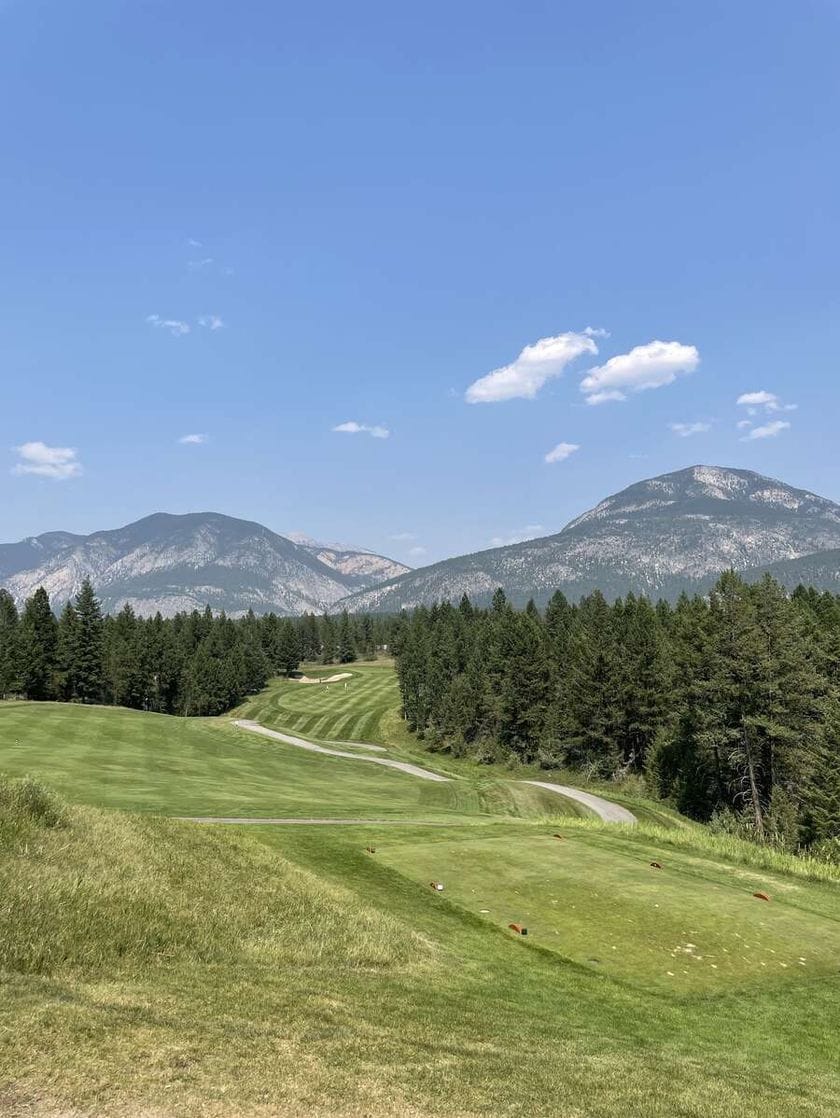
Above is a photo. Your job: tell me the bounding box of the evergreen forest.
[396,572,840,850]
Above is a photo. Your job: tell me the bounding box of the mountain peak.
[338,465,840,612]
[0,511,409,617]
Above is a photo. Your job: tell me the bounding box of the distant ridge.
[336,466,840,611]
[0,512,409,617]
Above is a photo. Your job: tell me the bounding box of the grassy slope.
[236,664,690,826]
[0,699,580,821]
[2,668,840,1115]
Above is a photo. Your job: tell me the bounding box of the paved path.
[232,719,451,782]
[179,817,449,825]
[521,780,637,824]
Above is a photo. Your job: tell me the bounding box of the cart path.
[179,817,451,825]
[232,719,451,782]
[521,780,637,824]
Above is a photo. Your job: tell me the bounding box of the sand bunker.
[295,672,353,684]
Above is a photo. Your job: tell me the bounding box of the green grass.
[3,791,840,1116]
[235,666,695,827]
[236,661,416,747]
[373,822,840,992]
[0,699,581,822]
[4,670,840,1115]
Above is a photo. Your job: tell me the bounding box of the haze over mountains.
[0,513,409,617]
[5,466,840,616]
[341,466,840,610]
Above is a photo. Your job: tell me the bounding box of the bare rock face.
[337,466,840,611]
[0,513,409,617]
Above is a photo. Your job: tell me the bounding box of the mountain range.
[0,513,409,617]
[339,465,840,610]
[5,466,840,616]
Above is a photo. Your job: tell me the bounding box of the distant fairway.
[237,661,412,746]
[0,699,582,821]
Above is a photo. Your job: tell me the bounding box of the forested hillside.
[0,581,394,716]
[395,573,840,851]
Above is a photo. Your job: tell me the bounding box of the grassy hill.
[2,664,840,1115]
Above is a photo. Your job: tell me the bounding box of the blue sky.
[1,0,839,565]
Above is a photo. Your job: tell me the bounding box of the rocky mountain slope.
[337,466,840,610]
[286,533,408,586]
[0,513,408,617]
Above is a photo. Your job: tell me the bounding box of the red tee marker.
[753,891,771,902]
[508,923,528,935]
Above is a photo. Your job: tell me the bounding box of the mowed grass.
[3,784,840,1117]
[0,700,581,821]
[4,672,840,1115]
[373,822,840,992]
[234,667,694,829]
[237,662,415,747]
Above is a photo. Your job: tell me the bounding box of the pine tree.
[275,619,301,675]
[336,611,357,664]
[320,614,336,664]
[0,589,21,697]
[18,587,58,700]
[614,595,670,770]
[70,579,104,703]
[560,592,621,775]
[56,602,79,701]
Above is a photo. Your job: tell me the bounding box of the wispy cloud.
[581,340,699,405]
[736,390,796,416]
[465,331,599,403]
[489,524,545,547]
[741,420,791,441]
[198,314,225,331]
[13,441,82,480]
[178,433,207,445]
[544,442,580,464]
[146,314,190,336]
[187,238,203,248]
[188,258,215,271]
[390,532,417,542]
[332,421,390,439]
[670,421,712,438]
[408,546,427,557]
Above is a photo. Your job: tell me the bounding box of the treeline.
[395,572,840,849]
[0,581,395,716]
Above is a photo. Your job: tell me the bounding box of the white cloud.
[147,314,190,336]
[332,421,390,439]
[581,340,699,405]
[736,390,796,415]
[198,314,225,331]
[741,420,791,441]
[544,441,580,464]
[465,331,599,404]
[670,421,712,438]
[187,238,203,248]
[189,258,215,271]
[408,546,427,557]
[178,433,207,445]
[13,441,82,480]
[736,419,753,430]
[390,532,417,542]
[489,524,546,547]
